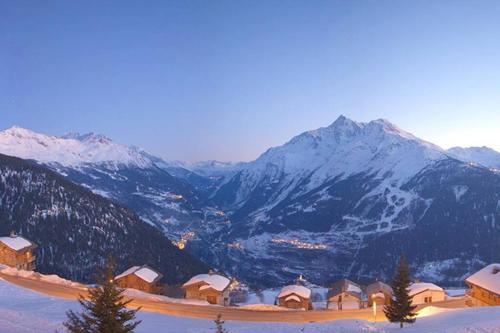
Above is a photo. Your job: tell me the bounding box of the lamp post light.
[372,295,377,322]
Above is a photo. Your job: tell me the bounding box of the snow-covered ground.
[122,288,210,306]
[0,278,499,333]
[0,266,85,289]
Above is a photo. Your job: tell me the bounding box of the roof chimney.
[10,230,17,238]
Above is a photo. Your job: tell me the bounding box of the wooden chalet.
[182,271,231,305]
[366,281,393,307]
[277,284,312,310]
[327,278,366,310]
[465,263,500,306]
[407,282,445,305]
[0,232,37,271]
[115,265,163,294]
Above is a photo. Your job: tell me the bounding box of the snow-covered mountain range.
[213,116,445,215]
[447,146,500,169]
[0,126,152,168]
[207,116,499,286]
[0,118,498,287]
[0,126,223,247]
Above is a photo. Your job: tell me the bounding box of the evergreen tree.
[214,314,228,333]
[64,257,142,333]
[383,255,417,328]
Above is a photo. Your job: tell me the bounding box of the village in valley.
[2,1,500,332]
[0,231,498,324]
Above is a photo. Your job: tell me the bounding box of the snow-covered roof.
[328,279,364,300]
[465,263,500,295]
[366,281,393,296]
[182,273,231,292]
[0,236,34,251]
[284,295,302,303]
[134,267,160,283]
[278,285,311,299]
[347,284,362,293]
[408,282,444,296]
[115,265,162,284]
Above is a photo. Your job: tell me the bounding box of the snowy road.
[0,272,467,323]
[0,278,499,333]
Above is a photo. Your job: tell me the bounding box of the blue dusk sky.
[1,0,499,162]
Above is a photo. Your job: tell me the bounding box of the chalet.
[115,265,163,294]
[465,263,500,306]
[408,282,445,305]
[0,232,37,271]
[366,281,393,307]
[182,272,231,305]
[277,285,312,310]
[327,279,366,310]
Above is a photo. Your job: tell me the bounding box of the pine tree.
[64,257,142,333]
[383,255,417,328]
[214,314,228,333]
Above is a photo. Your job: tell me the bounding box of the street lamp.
[372,295,377,322]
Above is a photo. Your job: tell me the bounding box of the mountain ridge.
[0,152,208,284]
[0,118,498,287]
[205,116,499,286]
[446,146,500,169]
[0,125,224,250]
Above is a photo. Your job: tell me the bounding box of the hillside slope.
[206,116,500,286]
[0,153,208,284]
[0,126,224,248]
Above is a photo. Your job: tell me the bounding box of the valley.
[0,117,499,287]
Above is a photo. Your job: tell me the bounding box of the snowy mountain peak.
[0,126,153,168]
[447,146,500,168]
[60,132,112,143]
[220,116,449,214]
[294,116,437,150]
[261,116,443,170]
[328,114,362,129]
[366,118,424,142]
[2,125,46,138]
